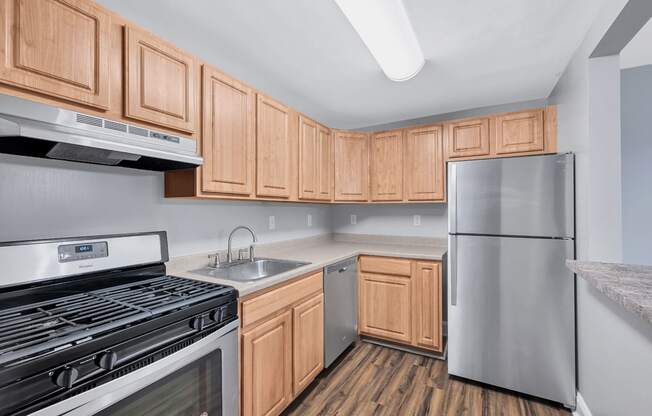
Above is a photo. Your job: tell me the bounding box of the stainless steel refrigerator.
[447,153,576,408]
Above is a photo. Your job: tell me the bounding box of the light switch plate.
[350,214,357,225]
[307,214,312,227]
[268,215,276,230]
[413,215,421,226]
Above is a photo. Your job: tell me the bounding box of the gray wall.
[332,204,447,238]
[621,64,652,265]
[549,1,652,414]
[0,155,331,257]
[356,98,548,132]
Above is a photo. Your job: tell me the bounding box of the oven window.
[96,349,222,416]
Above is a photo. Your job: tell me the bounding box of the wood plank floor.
[283,342,571,416]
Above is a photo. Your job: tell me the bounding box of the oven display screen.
[75,244,93,253]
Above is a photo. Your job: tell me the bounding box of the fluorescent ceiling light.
[335,0,425,82]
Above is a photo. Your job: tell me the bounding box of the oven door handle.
[30,319,240,416]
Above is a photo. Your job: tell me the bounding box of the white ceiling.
[98,0,605,129]
[621,18,652,69]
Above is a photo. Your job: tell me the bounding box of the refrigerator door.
[448,234,576,407]
[448,153,574,238]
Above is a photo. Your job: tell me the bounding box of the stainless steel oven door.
[30,319,239,416]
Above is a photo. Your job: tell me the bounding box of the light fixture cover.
[335,0,425,82]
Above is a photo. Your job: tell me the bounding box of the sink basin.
[191,258,310,282]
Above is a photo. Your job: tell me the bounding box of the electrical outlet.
[350,214,357,225]
[307,214,313,227]
[413,215,421,226]
[268,215,276,230]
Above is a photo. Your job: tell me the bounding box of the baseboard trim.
[573,392,593,416]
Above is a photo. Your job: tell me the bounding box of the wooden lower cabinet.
[359,273,412,343]
[242,311,293,416]
[240,272,324,416]
[358,256,443,352]
[292,293,324,394]
[413,261,443,350]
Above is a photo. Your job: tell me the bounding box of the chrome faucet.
[227,226,258,263]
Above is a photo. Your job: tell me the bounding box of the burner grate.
[0,276,230,367]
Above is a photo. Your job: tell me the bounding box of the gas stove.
[0,232,238,416]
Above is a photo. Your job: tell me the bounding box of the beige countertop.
[167,234,447,297]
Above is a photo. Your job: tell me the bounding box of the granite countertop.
[167,234,447,297]
[567,260,652,325]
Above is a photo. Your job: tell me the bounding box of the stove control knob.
[190,316,205,331]
[96,350,118,370]
[54,366,79,389]
[209,309,221,323]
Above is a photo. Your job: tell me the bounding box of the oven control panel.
[58,241,108,263]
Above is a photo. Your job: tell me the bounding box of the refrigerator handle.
[450,235,458,306]
[448,162,457,233]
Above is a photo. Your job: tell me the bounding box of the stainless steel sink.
[191,258,310,282]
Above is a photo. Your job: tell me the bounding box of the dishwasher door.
[324,257,358,368]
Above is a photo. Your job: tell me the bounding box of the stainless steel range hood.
[0,94,202,171]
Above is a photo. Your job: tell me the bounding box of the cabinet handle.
[338,267,348,273]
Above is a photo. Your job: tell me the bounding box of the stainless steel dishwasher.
[324,257,358,368]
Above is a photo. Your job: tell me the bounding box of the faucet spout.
[227,226,258,263]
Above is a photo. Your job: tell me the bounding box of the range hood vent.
[0,94,202,171]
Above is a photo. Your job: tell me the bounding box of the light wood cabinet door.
[359,273,412,344]
[334,131,369,201]
[201,66,255,195]
[370,130,403,201]
[495,109,544,154]
[405,125,445,201]
[242,310,293,416]
[413,261,442,351]
[446,117,490,158]
[299,116,331,201]
[0,0,110,109]
[124,26,196,133]
[256,94,294,198]
[292,293,324,395]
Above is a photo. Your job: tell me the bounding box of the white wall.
[332,204,448,238]
[0,155,331,257]
[548,1,652,414]
[621,64,652,265]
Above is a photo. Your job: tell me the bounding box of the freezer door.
[448,234,575,407]
[448,153,574,238]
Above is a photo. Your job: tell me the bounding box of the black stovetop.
[0,263,236,374]
[0,263,237,416]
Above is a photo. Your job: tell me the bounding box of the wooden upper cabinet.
[299,116,331,201]
[495,109,544,154]
[124,26,196,133]
[334,131,369,202]
[405,125,445,201]
[446,117,490,158]
[242,310,293,416]
[256,94,295,198]
[370,130,403,201]
[201,66,255,195]
[413,261,442,351]
[0,0,110,109]
[292,293,324,395]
